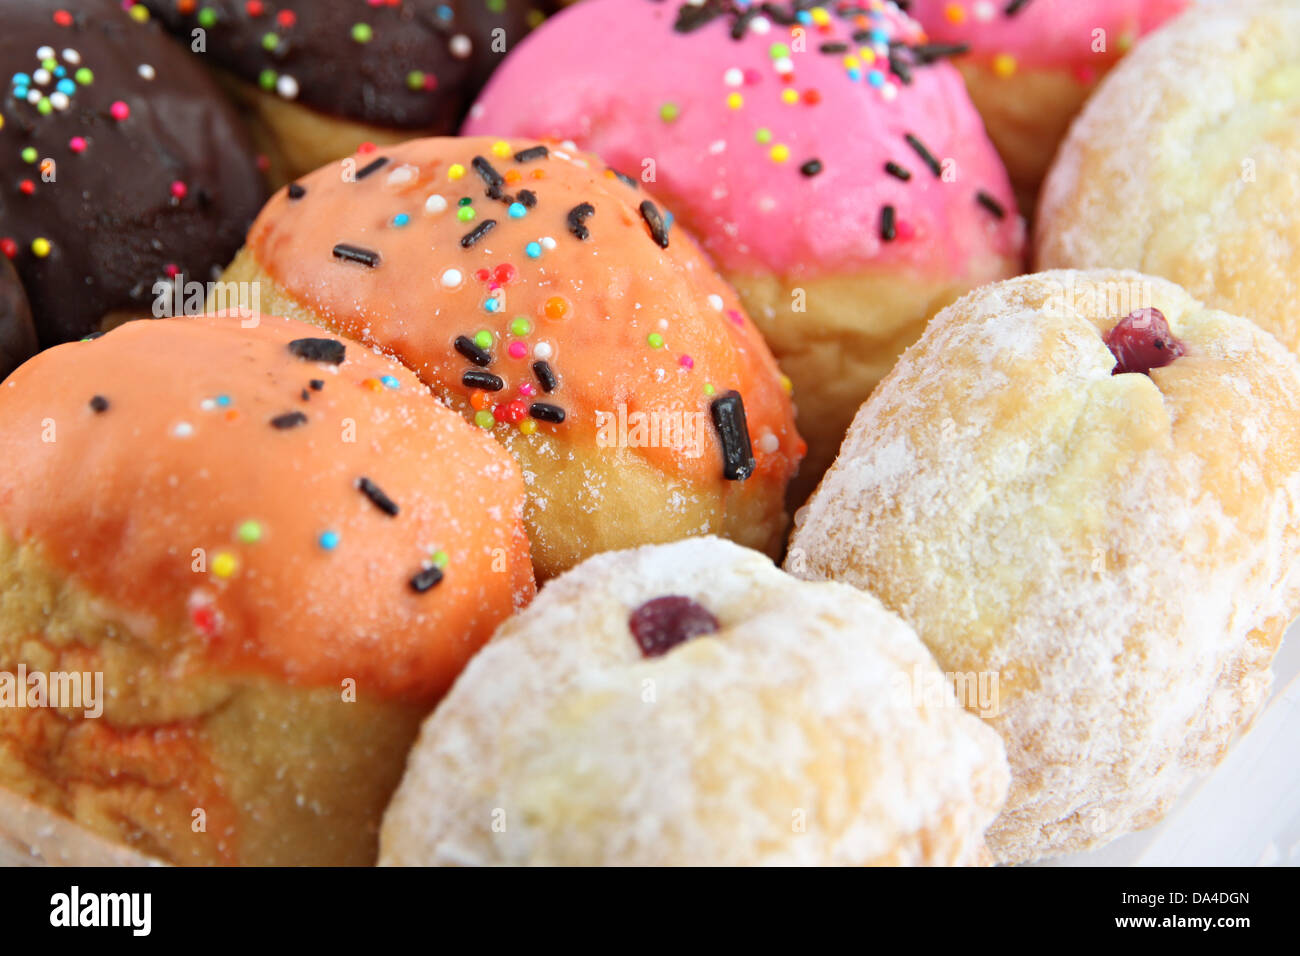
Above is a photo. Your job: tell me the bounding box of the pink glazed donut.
[907,0,1188,209]
[466,0,1024,499]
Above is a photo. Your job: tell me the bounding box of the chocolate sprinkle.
[301,388,311,401]
[309,379,325,391]
[270,411,308,430]
[409,565,444,594]
[610,168,638,189]
[819,41,849,53]
[357,477,399,517]
[287,183,306,200]
[910,42,971,64]
[675,2,725,33]
[885,161,912,181]
[355,156,389,180]
[89,395,109,413]
[532,360,558,392]
[472,155,506,199]
[566,202,596,240]
[1005,0,1033,15]
[288,338,346,365]
[710,391,755,481]
[332,243,381,267]
[800,159,823,177]
[514,145,549,163]
[905,134,943,178]
[639,200,670,248]
[516,189,537,208]
[454,335,492,366]
[528,402,566,424]
[731,6,760,39]
[977,190,1007,219]
[460,220,497,248]
[463,368,505,391]
[880,205,897,242]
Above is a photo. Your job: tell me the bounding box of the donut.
[141,0,556,183]
[463,0,1025,498]
[221,136,804,579]
[0,257,36,380]
[786,270,1300,863]
[0,312,534,865]
[1035,0,1300,357]
[379,537,1010,866]
[0,0,267,347]
[907,0,1188,211]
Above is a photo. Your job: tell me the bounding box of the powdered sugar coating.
[1036,0,1300,353]
[380,537,1009,866]
[787,270,1300,863]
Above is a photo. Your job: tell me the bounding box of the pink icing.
[908,0,1189,72]
[465,0,1022,278]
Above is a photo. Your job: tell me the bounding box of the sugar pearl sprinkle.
[662,0,1007,237]
[292,138,779,480]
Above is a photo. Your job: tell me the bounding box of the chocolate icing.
[142,0,556,130]
[0,0,266,346]
[0,257,36,380]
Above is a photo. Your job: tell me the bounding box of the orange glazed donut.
[0,312,534,865]
[222,137,805,578]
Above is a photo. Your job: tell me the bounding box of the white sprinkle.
[138,63,155,81]
[773,57,793,74]
[449,34,472,59]
[974,1,997,22]
[881,83,898,102]
[540,236,556,251]
[26,89,41,105]
[757,196,777,213]
[560,140,578,152]
[533,341,553,360]
[751,16,771,34]
[758,430,779,454]
[36,46,55,61]
[33,69,51,86]
[200,399,216,411]
[386,163,418,186]
[708,294,724,311]
[723,67,744,87]
[468,102,484,120]
[62,49,81,65]
[173,422,194,438]
[440,268,463,289]
[708,139,727,155]
[425,193,448,214]
[50,92,69,111]
[276,74,299,99]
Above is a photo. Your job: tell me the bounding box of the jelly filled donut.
[464,0,1024,498]
[0,257,36,380]
[0,312,534,865]
[908,0,1187,212]
[1036,0,1300,357]
[221,136,804,579]
[142,0,555,184]
[0,0,266,347]
[788,270,1300,864]
[379,537,1010,866]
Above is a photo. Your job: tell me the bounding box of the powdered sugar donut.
[465,0,1024,498]
[787,270,1300,863]
[909,0,1187,210]
[380,537,1009,866]
[1036,0,1300,356]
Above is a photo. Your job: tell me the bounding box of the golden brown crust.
[0,313,534,864]
[788,270,1300,863]
[226,137,804,578]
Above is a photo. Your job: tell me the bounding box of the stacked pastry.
[0,0,1296,867]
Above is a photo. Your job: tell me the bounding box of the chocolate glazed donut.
[0,0,266,346]
[0,257,36,380]
[142,0,556,131]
